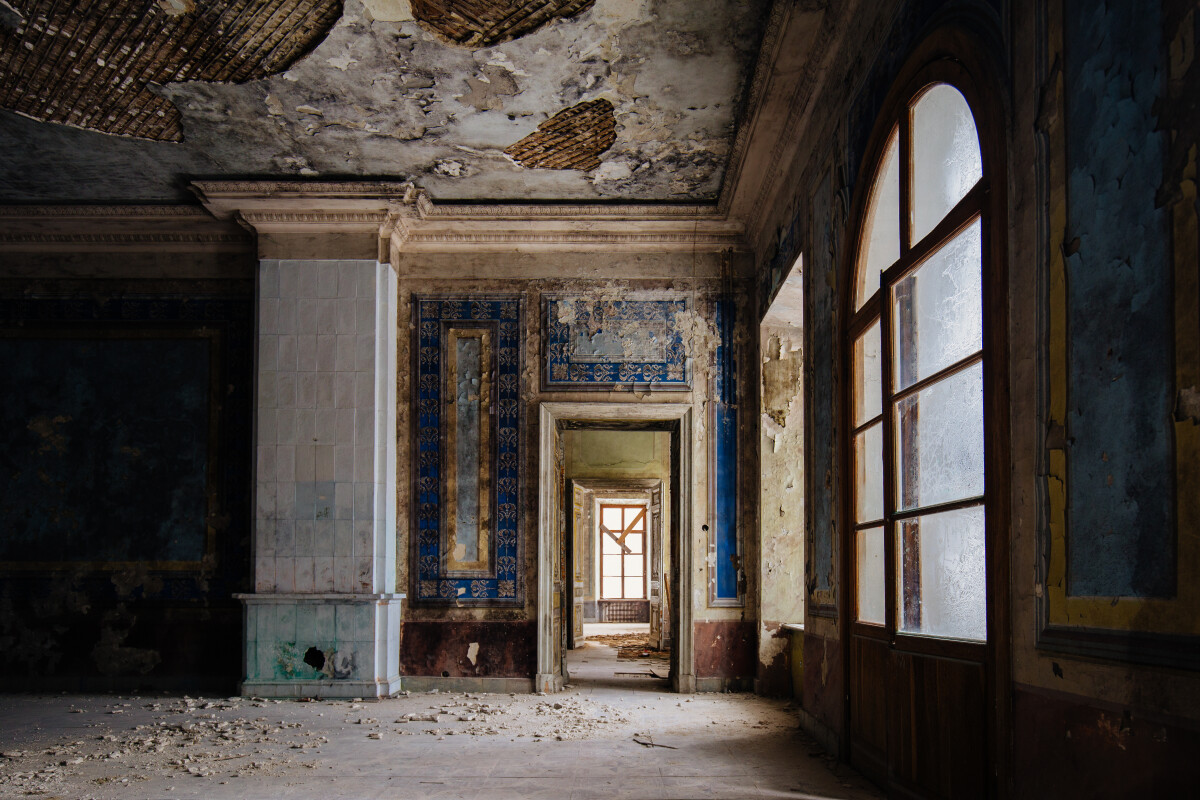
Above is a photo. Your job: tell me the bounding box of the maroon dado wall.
[694,620,755,684]
[401,621,535,678]
[1013,685,1200,799]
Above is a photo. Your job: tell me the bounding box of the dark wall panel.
[1013,684,1200,798]
[0,335,211,563]
[0,286,253,690]
[401,620,535,678]
[1063,0,1176,598]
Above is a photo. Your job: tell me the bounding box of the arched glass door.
[847,80,996,798]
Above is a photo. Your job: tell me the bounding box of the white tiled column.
[236,259,402,698]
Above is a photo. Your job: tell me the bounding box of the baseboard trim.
[695,676,753,693]
[240,676,402,699]
[402,676,534,694]
[796,705,840,758]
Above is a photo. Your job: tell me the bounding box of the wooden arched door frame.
[837,24,1012,798]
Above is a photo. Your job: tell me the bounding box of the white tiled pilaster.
[238,259,402,699]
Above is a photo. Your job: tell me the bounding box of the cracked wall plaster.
[0,0,768,202]
[758,324,804,676]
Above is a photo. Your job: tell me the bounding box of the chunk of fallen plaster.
[326,55,358,71]
[467,642,479,665]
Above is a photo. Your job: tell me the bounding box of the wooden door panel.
[851,635,890,755]
[887,649,986,799]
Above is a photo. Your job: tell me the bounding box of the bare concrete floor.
[0,641,881,800]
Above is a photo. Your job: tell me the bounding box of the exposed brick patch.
[0,0,342,141]
[411,0,594,48]
[503,98,616,171]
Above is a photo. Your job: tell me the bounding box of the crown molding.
[0,180,751,259]
[0,204,252,253]
[190,180,746,254]
[718,0,850,250]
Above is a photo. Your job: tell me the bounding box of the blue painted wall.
[713,297,739,600]
[1063,0,1176,597]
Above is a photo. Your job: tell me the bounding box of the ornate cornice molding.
[0,205,212,218]
[1,181,750,258]
[0,204,252,253]
[190,180,746,254]
[416,201,725,221]
[191,180,419,201]
[718,0,851,249]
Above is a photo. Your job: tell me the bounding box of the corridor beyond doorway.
[569,623,671,692]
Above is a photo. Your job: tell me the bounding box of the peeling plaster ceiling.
[0,0,769,203]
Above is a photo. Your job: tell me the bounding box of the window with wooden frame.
[599,503,647,600]
[850,83,988,642]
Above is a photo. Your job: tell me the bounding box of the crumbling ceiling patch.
[411,0,594,48]
[504,98,615,171]
[0,0,771,203]
[0,0,342,141]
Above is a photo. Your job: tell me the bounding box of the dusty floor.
[0,640,881,800]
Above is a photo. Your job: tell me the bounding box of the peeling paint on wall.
[0,0,769,202]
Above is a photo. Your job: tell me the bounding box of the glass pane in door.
[893,361,984,511]
[895,505,985,640]
[854,320,883,425]
[855,526,886,624]
[911,84,982,242]
[855,130,901,310]
[891,218,982,391]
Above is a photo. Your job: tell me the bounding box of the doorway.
[564,479,671,689]
[535,402,695,693]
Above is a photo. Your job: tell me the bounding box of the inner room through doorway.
[563,429,672,690]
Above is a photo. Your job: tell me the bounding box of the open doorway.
[536,402,696,694]
[567,479,671,688]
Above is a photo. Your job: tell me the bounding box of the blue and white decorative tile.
[542,296,692,390]
[412,296,523,605]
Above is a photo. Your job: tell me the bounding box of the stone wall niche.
[236,258,402,698]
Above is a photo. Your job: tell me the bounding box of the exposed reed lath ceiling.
[0,0,341,141]
[0,0,771,203]
[504,98,615,171]
[410,0,594,48]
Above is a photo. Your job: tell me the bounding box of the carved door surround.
[536,402,694,693]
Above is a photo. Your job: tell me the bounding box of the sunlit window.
[851,83,987,642]
[599,503,647,600]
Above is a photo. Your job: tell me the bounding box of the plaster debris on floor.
[0,640,881,800]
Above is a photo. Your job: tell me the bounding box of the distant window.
[599,503,647,599]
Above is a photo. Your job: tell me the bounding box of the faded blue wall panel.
[543,297,691,390]
[0,336,210,563]
[414,296,523,605]
[713,298,739,599]
[1063,0,1176,597]
[807,170,837,599]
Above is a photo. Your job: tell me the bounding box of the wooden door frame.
[836,23,1012,799]
[536,402,695,693]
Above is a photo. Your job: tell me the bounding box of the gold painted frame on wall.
[1037,0,1200,645]
[442,326,494,577]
